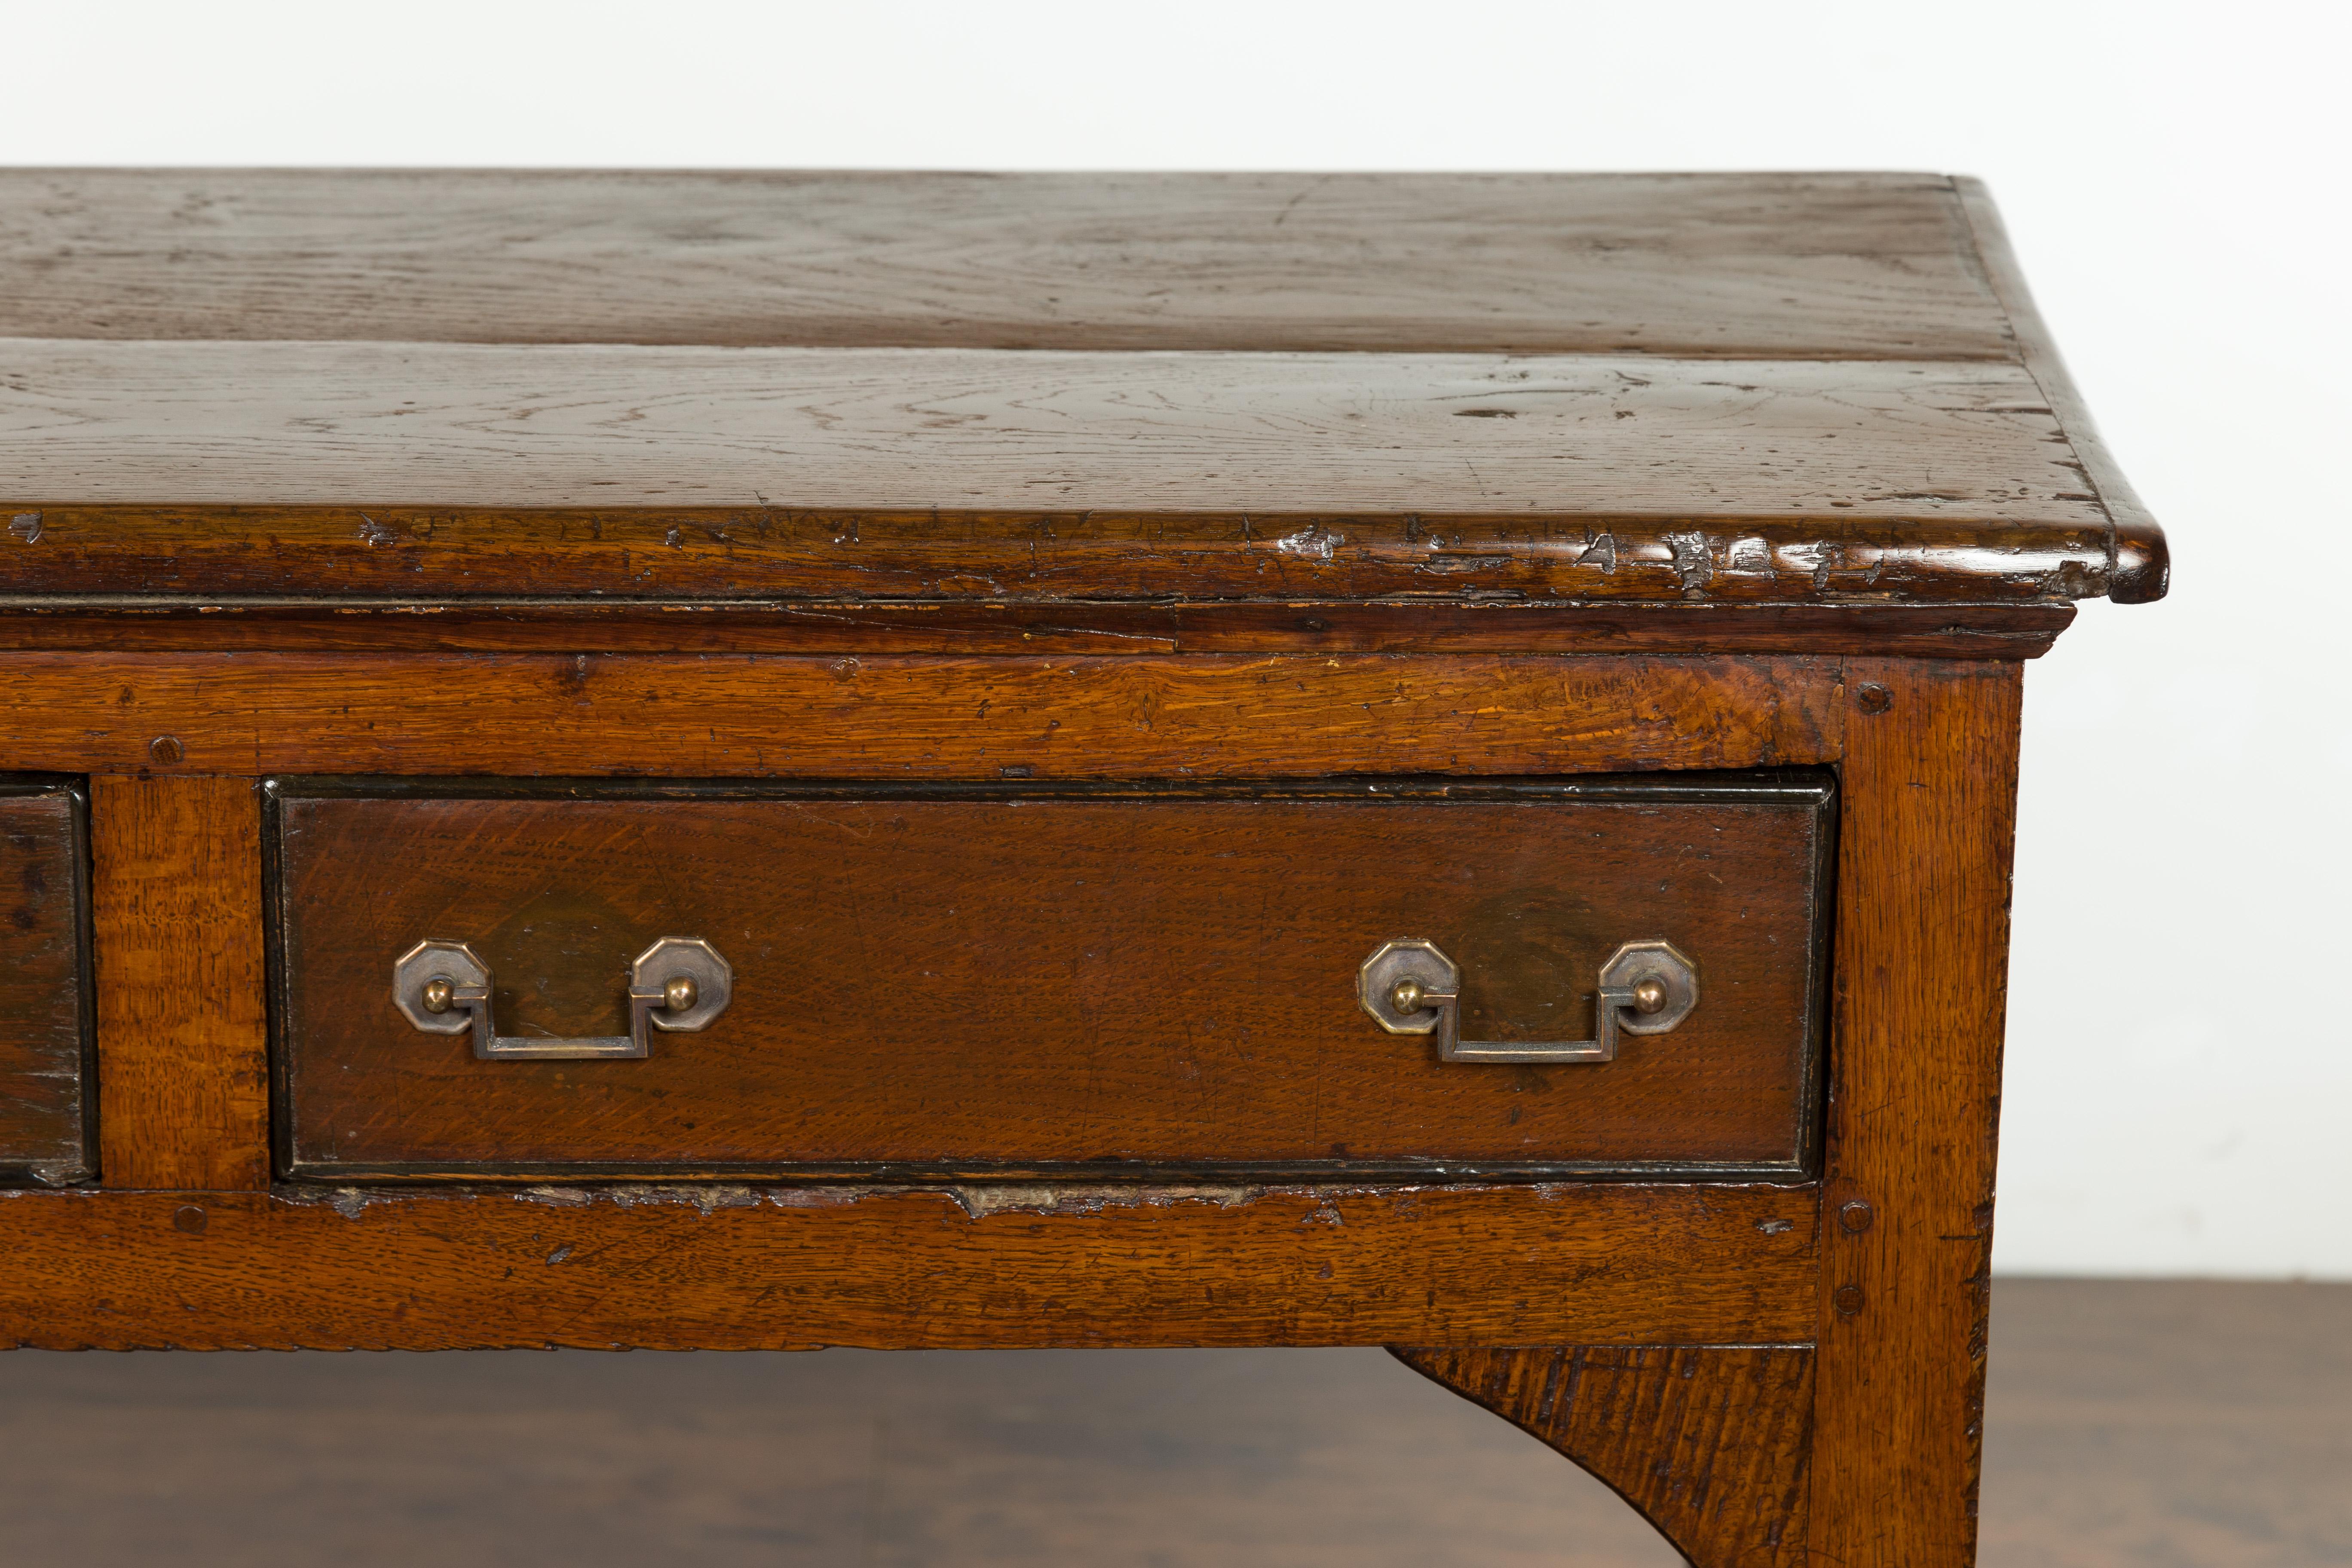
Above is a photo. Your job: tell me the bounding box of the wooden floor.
[0,1280,2342,1565]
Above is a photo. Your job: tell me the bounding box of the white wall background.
[7,0,2345,1278]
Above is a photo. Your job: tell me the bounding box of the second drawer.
[271,776,1831,1182]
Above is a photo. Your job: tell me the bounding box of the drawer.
[269,777,1831,1182]
[0,779,93,1186]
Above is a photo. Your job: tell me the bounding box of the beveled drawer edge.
[259,771,1841,805]
[276,1157,1822,1188]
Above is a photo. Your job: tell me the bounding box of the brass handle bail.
[1357,938,1697,1064]
[393,937,732,1060]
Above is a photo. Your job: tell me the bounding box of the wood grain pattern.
[273,781,1830,1180]
[0,342,2107,530]
[0,652,1844,778]
[1394,1344,1812,1567]
[90,775,269,1190]
[0,783,92,1185]
[0,598,2078,659]
[1810,660,2023,1566]
[0,1183,1820,1350]
[0,170,2016,358]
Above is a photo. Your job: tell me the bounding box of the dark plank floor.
[0,1280,2343,1565]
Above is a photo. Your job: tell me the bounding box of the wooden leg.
[1392,1345,1813,1566]
[1809,660,2023,1564]
[1403,663,2020,1564]
[92,774,270,1191]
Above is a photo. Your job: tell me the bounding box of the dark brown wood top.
[0,171,2165,624]
[0,170,2019,357]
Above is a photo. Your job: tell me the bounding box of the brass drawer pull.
[393,937,732,1060]
[1357,939,1697,1063]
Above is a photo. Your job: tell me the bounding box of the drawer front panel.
[272,778,1830,1181]
[0,781,93,1185]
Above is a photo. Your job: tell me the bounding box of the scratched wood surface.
[0,171,2164,614]
[273,781,1830,1180]
[0,1184,1820,1350]
[0,343,2101,519]
[1395,1345,1813,1568]
[0,651,1845,778]
[1809,660,2024,1567]
[0,499,2121,608]
[0,346,2122,606]
[90,775,270,1191]
[0,783,91,1185]
[0,170,2015,356]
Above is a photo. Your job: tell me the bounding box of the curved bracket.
[1393,1344,1814,1568]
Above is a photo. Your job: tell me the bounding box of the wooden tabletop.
[0,171,2164,608]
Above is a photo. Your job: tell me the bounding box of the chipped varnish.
[0,1182,1819,1351]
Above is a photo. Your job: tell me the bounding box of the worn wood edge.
[0,651,1847,778]
[1951,178,2167,603]
[0,1182,1820,1350]
[0,775,97,1187]
[0,596,2072,658]
[0,505,2114,606]
[1391,1344,1814,1568]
